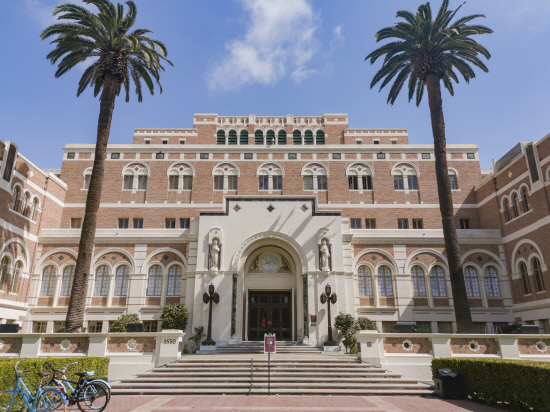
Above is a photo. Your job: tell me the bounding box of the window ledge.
[504,208,533,225]
[8,209,36,224]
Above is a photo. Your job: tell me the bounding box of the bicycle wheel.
[76,384,108,412]
[86,382,110,401]
[0,390,27,411]
[36,388,65,412]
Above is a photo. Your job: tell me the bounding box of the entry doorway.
[247,291,292,341]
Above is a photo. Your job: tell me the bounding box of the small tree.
[356,316,378,331]
[161,303,188,330]
[334,313,359,354]
[109,313,140,332]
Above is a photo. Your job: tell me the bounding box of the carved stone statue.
[320,239,330,271]
[210,238,220,272]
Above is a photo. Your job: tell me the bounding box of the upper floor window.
[228,176,238,190]
[407,176,418,190]
[84,168,92,189]
[393,176,404,190]
[213,162,239,192]
[350,218,361,229]
[259,176,269,191]
[293,130,302,145]
[228,130,237,145]
[347,163,373,191]
[255,130,264,145]
[511,193,519,218]
[520,261,531,294]
[316,130,325,145]
[165,218,176,229]
[449,170,458,190]
[392,162,419,191]
[41,265,56,296]
[430,266,447,297]
[240,130,249,145]
[460,219,470,229]
[358,266,373,296]
[167,265,182,296]
[257,163,284,192]
[118,218,129,229]
[365,219,376,229]
[21,192,31,218]
[412,219,423,229]
[303,176,313,190]
[503,198,512,222]
[378,266,393,296]
[31,197,39,220]
[180,218,190,229]
[317,176,327,191]
[278,130,287,145]
[60,265,75,296]
[0,256,10,289]
[411,266,426,297]
[168,162,194,191]
[133,218,143,229]
[214,175,224,190]
[9,261,22,294]
[217,130,226,145]
[12,186,21,212]
[484,266,500,297]
[122,162,150,191]
[398,218,408,229]
[304,130,314,145]
[114,265,129,296]
[94,265,110,296]
[533,257,546,292]
[301,162,328,192]
[464,267,481,297]
[147,265,162,296]
[521,187,530,212]
[266,130,275,145]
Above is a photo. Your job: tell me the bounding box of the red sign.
[264,334,276,354]
[261,318,266,327]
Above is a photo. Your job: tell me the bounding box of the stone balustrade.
[0,330,185,380]
[356,331,550,380]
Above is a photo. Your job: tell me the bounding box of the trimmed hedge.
[0,357,109,395]
[432,358,550,411]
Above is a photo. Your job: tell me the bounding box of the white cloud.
[207,0,320,91]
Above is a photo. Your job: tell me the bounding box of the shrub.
[432,358,550,411]
[0,357,109,401]
[109,313,140,332]
[161,303,188,331]
[356,316,378,331]
[334,313,359,354]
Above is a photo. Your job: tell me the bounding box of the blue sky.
[1,0,549,169]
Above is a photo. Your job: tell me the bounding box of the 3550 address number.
[163,338,177,345]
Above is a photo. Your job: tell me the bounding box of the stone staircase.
[111,355,434,395]
[216,341,323,354]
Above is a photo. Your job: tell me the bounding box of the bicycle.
[43,362,110,412]
[0,359,66,412]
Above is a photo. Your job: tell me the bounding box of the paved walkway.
[104,395,503,412]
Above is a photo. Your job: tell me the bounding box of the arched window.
[2,144,17,182]
[83,168,92,189]
[31,197,39,220]
[358,266,373,296]
[449,169,458,190]
[521,187,530,213]
[255,130,264,145]
[41,265,56,296]
[122,162,149,191]
[411,266,426,297]
[316,130,325,145]
[168,162,194,191]
[60,265,75,296]
[520,261,531,294]
[9,261,22,293]
[511,193,519,218]
[464,267,481,297]
[278,130,287,145]
[392,163,419,191]
[304,130,314,145]
[147,265,163,296]
[216,130,226,145]
[213,162,239,191]
[378,266,393,296]
[0,256,10,289]
[22,192,32,217]
[533,257,546,292]
[266,130,275,145]
[12,186,21,211]
[240,130,249,145]
[430,266,447,297]
[346,163,373,191]
[167,265,182,296]
[301,163,329,191]
[293,130,302,145]
[94,265,110,296]
[114,265,129,296]
[503,198,511,222]
[257,163,284,191]
[484,266,500,297]
[228,130,237,145]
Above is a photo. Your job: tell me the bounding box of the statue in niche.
[320,239,331,271]
[210,238,220,272]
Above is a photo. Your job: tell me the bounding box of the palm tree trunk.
[425,73,474,333]
[65,74,118,332]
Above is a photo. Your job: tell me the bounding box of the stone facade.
[1,114,549,344]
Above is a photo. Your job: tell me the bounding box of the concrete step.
[119,376,420,383]
[161,367,390,373]
[175,362,369,368]
[112,382,431,389]
[177,358,358,363]
[112,388,434,395]
[143,371,403,379]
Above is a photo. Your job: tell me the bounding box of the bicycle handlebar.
[14,359,28,374]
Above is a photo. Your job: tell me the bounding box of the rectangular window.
[407,176,418,190]
[391,140,397,145]
[398,218,408,229]
[288,153,297,160]
[165,218,176,229]
[84,175,91,189]
[118,218,129,229]
[228,176,238,190]
[412,219,423,229]
[365,219,376,229]
[303,176,313,190]
[54,321,65,333]
[437,321,453,334]
[71,218,82,229]
[449,175,458,190]
[33,321,47,333]
[415,321,432,333]
[214,176,224,190]
[374,140,380,145]
[422,153,431,159]
[169,175,179,190]
[143,320,159,333]
[182,176,193,190]
[382,321,396,333]
[111,152,120,159]
[317,176,327,191]
[348,176,358,190]
[258,176,269,190]
[180,218,190,229]
[133,218,143,229]
[244,153,253,159]
[200,153,209,159]
[156,153,164,159]
[460,219,470,229]
[179,140,185,144]
[393,176,404,190]
[162,140,168,145]
[88,321,103,333]
[273,176,282,190]
[377,153,385,159]
[67,152,75,159]
[332,153,341,160]
[138,175,148,190]
[145,140,150,145]
[467,153,475,160]
[362,176,373,190]
[123,175,134,190]
[350,218,361,229]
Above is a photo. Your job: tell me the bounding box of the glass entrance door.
[248,291,292,341]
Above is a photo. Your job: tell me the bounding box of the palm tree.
[365,0,492,332]
[41,0,172,332]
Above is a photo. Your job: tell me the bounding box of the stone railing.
[0,330,185,380]
[356,331,550,381]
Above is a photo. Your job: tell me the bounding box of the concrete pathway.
[103,395,502,412]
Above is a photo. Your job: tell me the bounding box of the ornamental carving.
[249,254,291,273]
